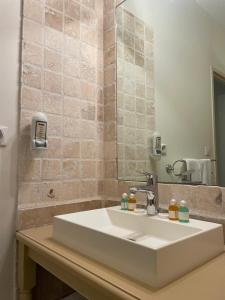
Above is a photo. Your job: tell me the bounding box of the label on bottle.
[35,121,47,140]
[169,210,177,220]
[128,202,136,211]
[178,211,189,221]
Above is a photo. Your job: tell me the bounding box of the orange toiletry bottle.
[168,199,178,220]
[128,193,136,211]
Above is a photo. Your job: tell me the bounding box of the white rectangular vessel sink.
[53,207,224,288]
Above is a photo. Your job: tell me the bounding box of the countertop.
[17,225,225,300]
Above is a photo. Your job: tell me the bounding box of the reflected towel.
[184,159,211,185]
[200,159,211,185]
[184,159,202,182]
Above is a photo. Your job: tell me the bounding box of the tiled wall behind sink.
[19,0,104,208]
[116,6,155,180]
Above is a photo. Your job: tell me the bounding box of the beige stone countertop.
[17,225,225,300]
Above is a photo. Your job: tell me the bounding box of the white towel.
[184,159,202,182]
[200,159,211,185]
[184,159,211,185]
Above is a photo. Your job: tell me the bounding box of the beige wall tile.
[23,18,43,45]
[64,0,80,20]
[18,183,42,204]
[80,6,97,27]
[43,92,63,114]
[63,76,81,97]
[81,161,96,178]
[104,65,115,86]
[104,46,115,66]
[20,110,33,135]
[97,161,104,178]
[63,139,80,158]
[81,24,97,46]
[82,0,95,9]
[80,120,96,139]
[80,141,96,159]
[23,42,43,66]
[104,0,114,12]
[81,103,96,120]
[45,7,63,31]
[45,27,63,52]
[44,71,62,94]
[97,105,104,122]
[63,117,80,138]
[63,56,80,78]
[62,180,80,200]
[46,137,62,158]
[105,161,117,178]
[104,121,116,142]
[104,28,115,49]
[64,16,80,39]
[19,159,41,181]
[42,159,61,180]
[64,35,80,58]
[24,0,43,23]
[80,180,97,197]
[23,65,42,89]
[47,114,63,136]
[63,97,81,118]
[21,86,42,111]
[46,0,63,11]
[41,181,63,202]
[80,81,96,101]
[104,142,116,160]
[44,49,62,73]
[63,160,80,178]
[104,12,114,31]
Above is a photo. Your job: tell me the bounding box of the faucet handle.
[146,191,154,201]
[139,171,157,185]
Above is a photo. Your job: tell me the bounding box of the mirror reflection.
[116,0,225,186]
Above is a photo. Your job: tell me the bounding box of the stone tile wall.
[19,0,104,209]
[116,6,155,180]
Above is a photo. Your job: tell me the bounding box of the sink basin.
[53,207,224,288]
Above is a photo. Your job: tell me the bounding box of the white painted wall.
[0,0,20,298]
[122,0,225,182]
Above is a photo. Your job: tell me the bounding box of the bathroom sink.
[53,207,224,288]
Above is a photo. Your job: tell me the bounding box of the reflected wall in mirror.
[116,0,225,186]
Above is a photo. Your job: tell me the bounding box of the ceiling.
[196,0,225,29]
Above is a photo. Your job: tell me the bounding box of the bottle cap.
[129,193,135,198]
[170,199,177,205]
[122,193,128,198]
[180,200,187,206]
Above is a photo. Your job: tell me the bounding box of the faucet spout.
[129,172,159,216]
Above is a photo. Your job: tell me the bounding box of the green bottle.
[178,200,189,223]
[121,193,128,210]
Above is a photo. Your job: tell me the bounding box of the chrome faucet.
[129,172,159,216]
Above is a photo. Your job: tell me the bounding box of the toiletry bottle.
[121,193,128,210]
[168,199,178,220]
[128,193,136,211]
[147,191,156,216]
[178,200,189,223]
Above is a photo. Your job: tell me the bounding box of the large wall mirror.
[116,0,225,186]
